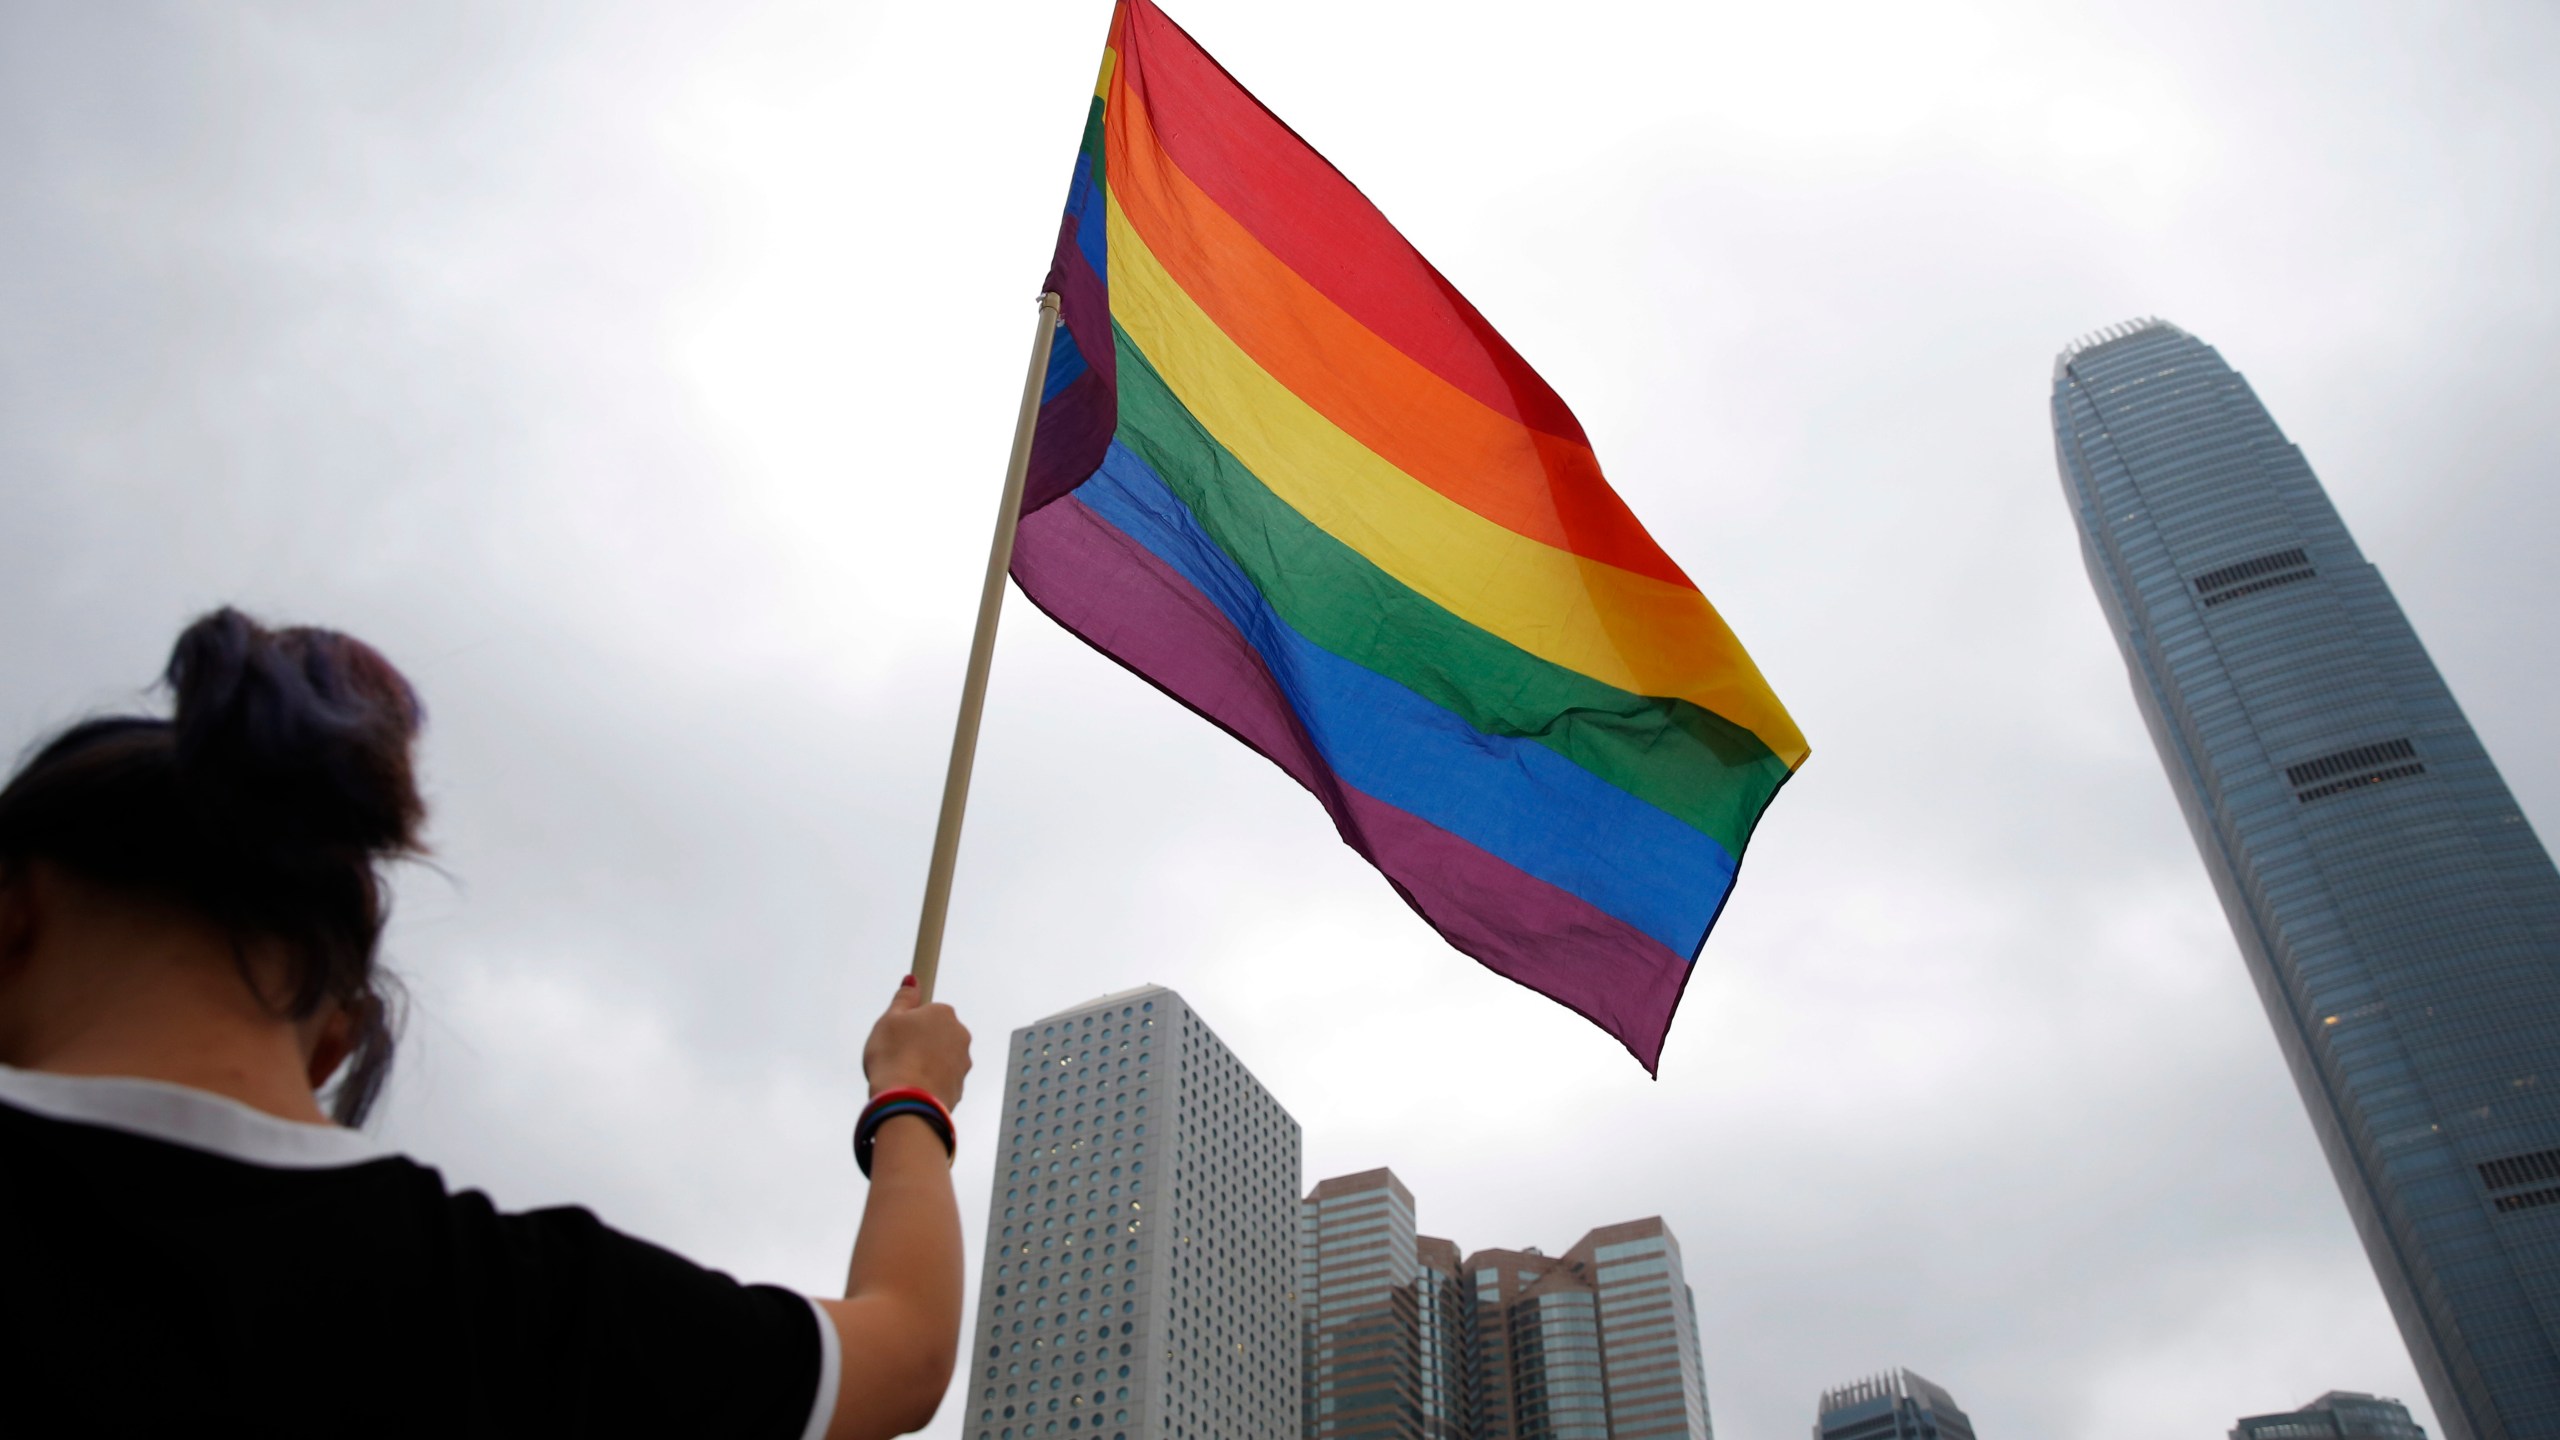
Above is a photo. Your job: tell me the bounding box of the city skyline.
[957,969,2447,1440]
[1303,1168,1713,1440]
[2054,321,2560,1440]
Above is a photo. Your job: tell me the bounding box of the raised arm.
[819,977,973,1440]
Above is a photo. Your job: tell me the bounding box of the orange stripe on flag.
[1108,82,1694,589]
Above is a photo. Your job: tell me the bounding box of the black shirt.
[0,1066,837,1439]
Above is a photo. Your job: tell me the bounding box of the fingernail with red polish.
[901,975,918,988]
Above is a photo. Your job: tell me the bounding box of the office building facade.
[1471,1244,1609,1440]
[2235,1392,2429,1440]
[1813,1371,1975,1440]
[1300,1168,1712,1440]
[966,986,1303,1440]
[1576,1221,1712,1440]
[1302,1171,1431,1440]
[2052,319,2560,1440]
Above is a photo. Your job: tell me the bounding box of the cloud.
[5,3,2556,1440]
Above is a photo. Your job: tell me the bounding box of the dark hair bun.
[164,608,426,858]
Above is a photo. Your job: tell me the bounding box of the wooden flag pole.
[909,291,1063,1001]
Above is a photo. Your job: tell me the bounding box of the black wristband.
[854,1089,956,1177]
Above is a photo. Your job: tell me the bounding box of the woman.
[0,608,972,1439]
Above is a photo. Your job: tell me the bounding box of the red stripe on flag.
[1118,0,1594,449]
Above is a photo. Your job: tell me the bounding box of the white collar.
[0,1064,397,1170]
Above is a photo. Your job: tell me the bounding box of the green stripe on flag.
[1108,327,1789,857]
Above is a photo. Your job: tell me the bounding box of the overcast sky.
[5,2,2557,1438]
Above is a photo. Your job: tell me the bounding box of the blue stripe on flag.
[1077,439,1734,956]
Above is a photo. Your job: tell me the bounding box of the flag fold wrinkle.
[1012,0,1806,1071]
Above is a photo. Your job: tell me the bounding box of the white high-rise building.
[963,985,1303,1440]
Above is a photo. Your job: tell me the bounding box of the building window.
[2480,1147,2560,1191]
[2285,738,2423,803]
[2192,547,2316,606]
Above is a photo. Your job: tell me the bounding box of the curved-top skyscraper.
[2052,319,2560,1440]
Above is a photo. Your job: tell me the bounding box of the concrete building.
[2234,1392,2429,1440]
[964,986,1303,1440]
[1300,1168,1712,1440]
[2053,319,2560,1440]
[1812,1371,1975,1440]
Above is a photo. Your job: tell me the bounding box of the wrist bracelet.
[855,1086,956,1177]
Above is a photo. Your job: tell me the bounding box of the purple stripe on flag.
[1343,794,1692,1072]
[1047,230,1114,391]
[1009,493,1695,1071]
[1027,206,1119,515]
[1025,368,1118,516]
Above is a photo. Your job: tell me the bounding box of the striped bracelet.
[855,1086,956,1177]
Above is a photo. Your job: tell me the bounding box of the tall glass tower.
[2052,320,2560,1440]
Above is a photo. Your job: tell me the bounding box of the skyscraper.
[1813,1371,1975,1440]
[1299,1168,1712,1440]
[2053,319,2560,1440]
[1574,1221,1711,1440]
[2234,1392,2430,1440]
[964,986,1303,1440]
[1418,1236,1472,1440]
[1301,1171,1432,1440]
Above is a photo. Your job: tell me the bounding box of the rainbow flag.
[1010,0,1807,1070]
